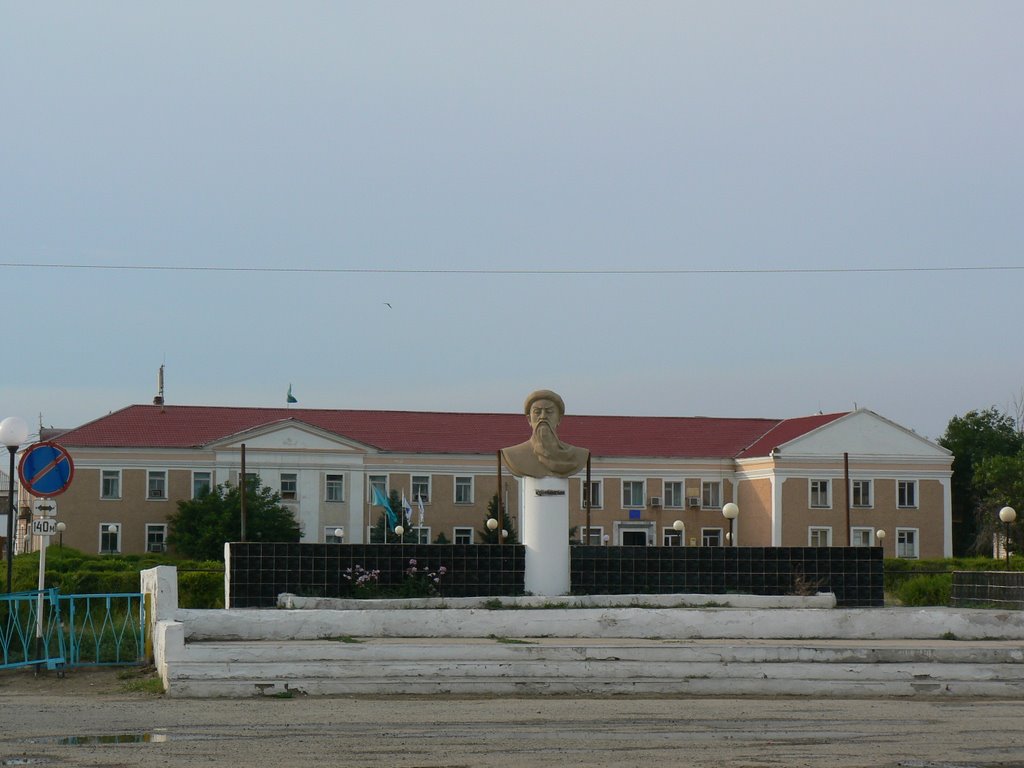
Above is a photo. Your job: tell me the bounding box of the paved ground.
[3,667,1024,767]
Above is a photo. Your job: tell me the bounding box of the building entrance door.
[621,530,646,545]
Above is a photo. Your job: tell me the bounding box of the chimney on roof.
[153,364,166,410]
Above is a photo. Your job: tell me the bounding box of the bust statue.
[501,389,590,478]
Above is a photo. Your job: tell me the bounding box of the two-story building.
[22,403,952,558]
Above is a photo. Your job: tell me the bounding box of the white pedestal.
[522,476,570,596]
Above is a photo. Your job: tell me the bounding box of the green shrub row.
[8,547,224,609]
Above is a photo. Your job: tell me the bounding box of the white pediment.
[778,410,950,460]
[209,419,371,453]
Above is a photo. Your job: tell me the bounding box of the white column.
[522,476,570,596]
[348,468,366,544]
[941,476,953,557]
[297,470,318,543]
[771,476,784,546]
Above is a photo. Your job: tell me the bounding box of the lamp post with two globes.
[722,502,739,547]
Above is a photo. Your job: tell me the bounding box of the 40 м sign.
[18,441,75,498]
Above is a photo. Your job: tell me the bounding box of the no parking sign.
[18,442,75,498]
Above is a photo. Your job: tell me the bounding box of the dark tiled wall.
[227,543,883,608]
[227,543,523,608]
[571,546,883,607]
[952,570,1024,609]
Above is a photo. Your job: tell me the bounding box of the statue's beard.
[529,422,579,474]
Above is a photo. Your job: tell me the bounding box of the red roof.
[53,405,848,459]
[737,412,847,458]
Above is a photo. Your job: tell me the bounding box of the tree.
[971,452,1024,556]
[167,479,301,561]
[939,408,1024,555]
[479,494,518,544]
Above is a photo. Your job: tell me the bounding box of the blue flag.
[372,485,397,529]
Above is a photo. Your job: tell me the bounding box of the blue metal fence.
[1,589,67,670]
[62,592,146,667]
[1,589,144,671]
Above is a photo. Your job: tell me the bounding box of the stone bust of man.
[501,389,590,478]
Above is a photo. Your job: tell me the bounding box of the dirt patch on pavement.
[0,665,159,697]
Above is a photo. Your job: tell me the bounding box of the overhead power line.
[0,262,1021,276]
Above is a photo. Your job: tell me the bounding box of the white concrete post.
[522,476,570,596]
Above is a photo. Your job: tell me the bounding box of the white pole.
[35,528,48,643]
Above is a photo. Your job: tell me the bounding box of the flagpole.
[496,450,503,547]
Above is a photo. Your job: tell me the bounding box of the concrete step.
[163,639,1024,698]
[165,677,1024,698]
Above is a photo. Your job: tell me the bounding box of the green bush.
[895,574,952,606]
[179,570,224,609]
[8,547,224,608]
[883,556,1013,595]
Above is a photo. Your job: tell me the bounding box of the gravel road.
[2,668,1024,767]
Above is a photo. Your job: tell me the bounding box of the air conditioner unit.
[649,496,662,507]
[150,490,164,499]
[686,496,701,508]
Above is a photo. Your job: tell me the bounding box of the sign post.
[18,443,74,657]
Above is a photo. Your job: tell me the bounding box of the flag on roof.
[286,384,297,404]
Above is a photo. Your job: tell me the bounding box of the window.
[324,526,345,543]
[851,527,874,547]
[412,527,430,544]
[701,481,722,509]
[101,470,121,500]
[325,474,345,503]
[663,481,684,509]
[454,527,474,545]
[280,473,297,501]
[99,523,121,554]
[243,472,260,489]
[808,527,832,547]
[810,479,830,508]
[622,480,645,507]
[192,471,212,499]
[454,476,473,504]
[663,527,683,546]
[702,528,723,547]
[146,524,167,553]
[897,528,919,558]
[368,475,387,501]
[582,480,602,509]
[897,480,918,508]
[412,475,431,504]
[147,470,167,500]
[850,479,872,507]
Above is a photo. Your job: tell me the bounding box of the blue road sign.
[18,442,75,498]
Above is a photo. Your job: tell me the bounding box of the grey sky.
[3,2,1022,442]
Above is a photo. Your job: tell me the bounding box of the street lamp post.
[1,416,29,593]
[673,519,684,546]
[56,522,66,548]
[876,529,886,555]
[722,502,739,547]
[999,506,1016,569]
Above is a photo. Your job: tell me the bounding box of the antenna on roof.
[154,364,166,409]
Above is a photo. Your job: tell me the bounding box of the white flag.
[401,492,413,524]
[417,496,425,527]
